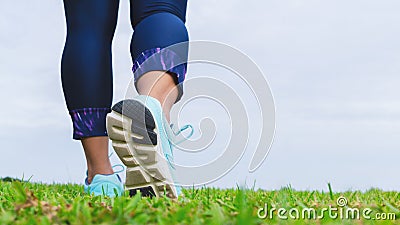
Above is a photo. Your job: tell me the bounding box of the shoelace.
[163,121,194,169]
[109,152,125,173]
[167,123,194,149]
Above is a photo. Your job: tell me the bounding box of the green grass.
[0,180,399,225]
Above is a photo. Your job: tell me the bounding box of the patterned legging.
[61,0,188,139]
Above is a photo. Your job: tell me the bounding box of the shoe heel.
[106,100,178,198]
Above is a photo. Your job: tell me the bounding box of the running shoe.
[106,95,193,198]
[84,173,124,197]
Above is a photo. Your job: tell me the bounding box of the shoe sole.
[106,99,178,198]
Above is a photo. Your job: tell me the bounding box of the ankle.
[136,71,179,116]
[87,167,114,184]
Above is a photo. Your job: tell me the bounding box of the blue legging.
[61,0,188,140]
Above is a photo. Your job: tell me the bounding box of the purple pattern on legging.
[69,108,111,140]
[132,47,186,84]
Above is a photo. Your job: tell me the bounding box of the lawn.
[0,179,398,224]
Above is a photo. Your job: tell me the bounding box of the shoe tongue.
[167,122,194,146]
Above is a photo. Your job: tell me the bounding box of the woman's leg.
[129,0,189,120]
[136,71,179,121]
[61,0,119,183]
[106,0,189,198]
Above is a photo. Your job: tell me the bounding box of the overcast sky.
[1,0,400,192]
